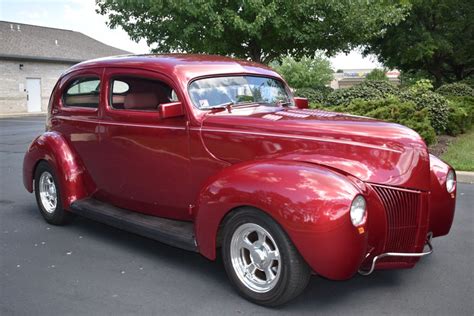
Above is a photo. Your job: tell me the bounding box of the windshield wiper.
[202,100,281,114]
[201,101,234,113]
[276,100,292,107]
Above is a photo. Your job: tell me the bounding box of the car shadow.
[46,211,421,311]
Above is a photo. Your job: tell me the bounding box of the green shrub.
[295,86,333,104]
[399,70,431,88]
[308,102,325,109]
[328,97,437,145]
[400,90,449,134]
[445,96,474,136]
[325,87,370,106]
[408,79,434,94]
[365,68,388,81]
[295,88,324,103]
[271,54,333,89]
[459,76,474,88]
[437,83,474,97]
[320,78,451,138]
[359,80,398,95]
[325,80,398,106]
[446,104,469,136]
[316,85,334,97]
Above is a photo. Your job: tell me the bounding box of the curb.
[457,171,474,184]
[0,112,47,118]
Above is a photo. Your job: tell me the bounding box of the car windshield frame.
[187,75,293,110]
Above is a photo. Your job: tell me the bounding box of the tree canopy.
[365,69,388,81]
[364,0,474,86]
[96,0,409,64]
[271,54,333,89]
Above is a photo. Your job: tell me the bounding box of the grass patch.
[441,128,474,171]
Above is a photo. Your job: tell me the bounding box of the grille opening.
[372,185,423,263]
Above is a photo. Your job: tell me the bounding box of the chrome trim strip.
[358,233,433,276]
[55,116,186,130]
[99,120,187,130]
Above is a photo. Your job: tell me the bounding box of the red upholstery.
[124,93,158,110]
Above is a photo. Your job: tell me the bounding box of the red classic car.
[23,54,456,306]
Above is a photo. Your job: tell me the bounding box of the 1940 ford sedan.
[23,54,456,306]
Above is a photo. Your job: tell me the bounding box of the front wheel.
[34,161,72,225]
[222,208,311,306]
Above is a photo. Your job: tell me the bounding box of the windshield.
[188,76,292,110]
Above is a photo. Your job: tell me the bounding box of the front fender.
[23,132,93,208]
[428,154,456,237]
[194,160,369,280]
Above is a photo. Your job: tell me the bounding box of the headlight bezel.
[350,195,367,227]
[446,169,456,193]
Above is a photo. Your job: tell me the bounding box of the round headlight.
[350,195,367,226]
[446,170,456,193]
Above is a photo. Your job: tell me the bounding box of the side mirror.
[294,97,309,109]
[159,102,184,119]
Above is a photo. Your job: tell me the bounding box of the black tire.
[222,207,311,307]
[34,161,72,225]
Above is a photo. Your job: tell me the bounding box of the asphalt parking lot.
[1,115,473,315]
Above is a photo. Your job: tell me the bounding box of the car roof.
[65,54,282,83]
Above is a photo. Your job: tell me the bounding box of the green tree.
[96,0,409,64]
[365,68,388,81]
[271,54,333,89]
[364,0,474,86]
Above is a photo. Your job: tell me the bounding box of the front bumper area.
[358,233,433,276]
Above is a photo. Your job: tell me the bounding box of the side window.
[63,77,100,108]
[110,76,176,111]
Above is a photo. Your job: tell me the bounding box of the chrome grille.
[372,185,421,253]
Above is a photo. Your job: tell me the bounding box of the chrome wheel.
[230,223,281,293]
[39,171,57,214]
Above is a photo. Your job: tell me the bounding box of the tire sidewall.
[34,161,63,223]
[222,209,296,305]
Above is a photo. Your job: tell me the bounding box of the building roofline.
[0,20,75,33]
[0,54,81,64]
[0,20,132,56]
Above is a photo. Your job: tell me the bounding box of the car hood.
[200,107,431,191]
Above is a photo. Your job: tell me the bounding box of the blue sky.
[0,0,381,70]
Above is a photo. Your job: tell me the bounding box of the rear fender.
[23,132,93,208]
[194,160,368,280]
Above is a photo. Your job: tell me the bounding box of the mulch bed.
[429,135,455,157]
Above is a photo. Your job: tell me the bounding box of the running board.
[70,198,198,252]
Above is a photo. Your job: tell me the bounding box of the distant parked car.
[23,54,456,306]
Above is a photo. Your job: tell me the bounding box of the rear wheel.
[34,161,72,225]
[222,208,311,307]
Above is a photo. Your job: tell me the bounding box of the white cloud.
[1,0,149,53]
[330,50,382,70]
[60,1,149,53]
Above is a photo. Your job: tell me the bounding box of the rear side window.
[63,77,100,108]
[110,76,176,111]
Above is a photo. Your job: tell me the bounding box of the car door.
[95,68,192,221]
[52,68,104,190]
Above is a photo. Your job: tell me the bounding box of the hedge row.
[296,80,474,145]
[328,97,437,145]
[437,83,474,97]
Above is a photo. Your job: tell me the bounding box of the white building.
[0,21,129,115]
[330,69,400,89]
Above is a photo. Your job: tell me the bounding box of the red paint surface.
[23,55,456,280]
